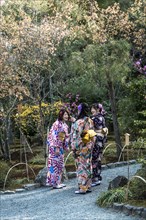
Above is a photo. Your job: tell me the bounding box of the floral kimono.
[91,113,107,182]
[46,120,69,187]
[71,117,94,192]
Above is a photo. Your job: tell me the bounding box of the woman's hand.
[70,116,76,122]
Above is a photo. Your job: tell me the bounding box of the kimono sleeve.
[63,124,70,151]
[70,121,82,151]
[102,116,106,128]
[47,120,59,147]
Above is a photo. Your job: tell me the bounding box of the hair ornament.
[78,104,82,112]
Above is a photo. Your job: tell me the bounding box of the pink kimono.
[46,120,69,187]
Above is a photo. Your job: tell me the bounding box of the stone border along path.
[0,160,145,220]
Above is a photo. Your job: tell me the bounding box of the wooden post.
[125,133,130,146]
[125,133,130,180]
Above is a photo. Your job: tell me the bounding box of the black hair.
[91,103,97,110]
[91,103,103,114]
[77,103,89,120]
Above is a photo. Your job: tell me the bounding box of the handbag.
[58,132,65,141]
[82,129,97,144]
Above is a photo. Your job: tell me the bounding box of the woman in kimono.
[46,109,70,189]
[90,103,108,187]
[71,103,94,194]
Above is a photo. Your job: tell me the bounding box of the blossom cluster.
[63,93,80,117]
[134,60,146,76]
[133,51,146,76]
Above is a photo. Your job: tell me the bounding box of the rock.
[132,207,144,217]
[129,160,136,164]
[108,175,128,190]
[67,172,76,179]
[101,165,108,170]
[4,190,15,194]
[107,163,116,169]
[23,183,40,190]
[115,162,124,167]
[141,208,146,219]
[15,188,26,193]
[122,161,128,165]
[34,167,76,186]
[123,204,133,216]
[34,167,48,186]
[113,203,124,211]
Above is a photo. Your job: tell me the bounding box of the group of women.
[46,103,108,194]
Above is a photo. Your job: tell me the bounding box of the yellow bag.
[58,132,65,141]
[82,129,97,144]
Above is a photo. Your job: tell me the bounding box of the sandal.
[86,189,92,193]
[53,185,63,189]
[60,183,66,187]
[75,190,86,194]
[91,181,101,187]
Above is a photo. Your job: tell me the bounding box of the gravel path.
[1,163,141,220]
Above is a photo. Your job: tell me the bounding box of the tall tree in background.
[1,0,145,160]
[93,40,131,157]
[0,0,70,159]
[63,0,145,157]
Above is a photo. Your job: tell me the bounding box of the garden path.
[1,163,141,220]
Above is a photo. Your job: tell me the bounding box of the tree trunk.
[49,75,53,103]
[1,117,10,160]
[107,80,122,158]
[38,100,46,162]
[0,131,10,160]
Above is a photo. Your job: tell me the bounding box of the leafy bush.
[29,153,45,165]
[103,146,116,157]
[10,178,34,189]
[0,161,11,189]
[15,101,63,136]
[64,151,75,165]
[133,138,146,159]
[97,188,132,207]
[132,137,146,150]
[129,159,146,199]
[11,178,31,185]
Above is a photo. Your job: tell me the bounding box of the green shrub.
[132,138,146,150]
[97,187,132,207]
[10,178,34,189]
[11,178,32,185]
[129,160,146,199]
[14,101,63,136]
[103,146,116,156]
[0,161,11,189]
[29,153,45,165]
[64,151,75,165]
